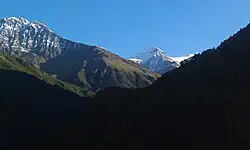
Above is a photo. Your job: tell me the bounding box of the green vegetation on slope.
[0,53,93,97]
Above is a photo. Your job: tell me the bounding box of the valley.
[1,15,250,150]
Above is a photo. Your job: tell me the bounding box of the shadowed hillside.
[0,69,93,149]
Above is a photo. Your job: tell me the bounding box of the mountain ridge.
[0,17,159,92]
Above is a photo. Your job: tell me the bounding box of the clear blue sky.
[1,0,250,57]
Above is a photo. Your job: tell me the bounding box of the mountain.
[40,46,160,91]
[0,17,79,60]
[129,47,194,74]
[1,22,250,149]
[0,17,159,92]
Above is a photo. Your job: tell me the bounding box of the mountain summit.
[134,47,166,61]
[0,17,82,61]
[129,47,193,74]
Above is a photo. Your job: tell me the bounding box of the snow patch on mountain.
[169,54,195,63]
[129,58,143,64]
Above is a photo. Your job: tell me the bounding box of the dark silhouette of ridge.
[82,23,250,150]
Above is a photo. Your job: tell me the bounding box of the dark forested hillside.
[2,23,250,150]
[0,69,93,149]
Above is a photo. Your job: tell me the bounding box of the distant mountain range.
[0,17,159,93]
[129,47,194,74]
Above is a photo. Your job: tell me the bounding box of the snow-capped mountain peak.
[4,17,30,25]
[1,17,53,33]
[133,47,167,62]
[0,16,82,60]
[129,47,194,74]
[150,47,164,54]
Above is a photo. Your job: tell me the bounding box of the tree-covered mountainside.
[0,52,93,97]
